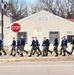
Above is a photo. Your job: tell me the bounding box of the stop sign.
[11,23,21,32]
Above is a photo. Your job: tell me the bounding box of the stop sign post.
[11,23,21,32]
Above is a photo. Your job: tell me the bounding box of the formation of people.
[0,35,74,57]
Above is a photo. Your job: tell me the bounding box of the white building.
[0,13,10,47]
[7,10,74,51]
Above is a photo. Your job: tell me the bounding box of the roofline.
[6,10,74,28]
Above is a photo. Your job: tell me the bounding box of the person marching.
[29,37,39,57]
[0,37,7,56]
[46,38,52,56]
[53,35,59,57]
[20,35,28,57]
[16,37,21,55]
[13,37,21,57]
[33,37,42,55]
[42,37,47,56]
[62,36,71,56]
[70,36,74,55]
[10,37,16,56]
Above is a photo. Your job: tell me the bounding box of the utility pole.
[1,0,4,40]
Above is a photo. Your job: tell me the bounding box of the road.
[0,61,74,75]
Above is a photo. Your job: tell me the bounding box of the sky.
[26,0,37,3]
[3,0,38,4]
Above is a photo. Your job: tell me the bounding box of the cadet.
[29,37,39,57]
[16,37,21,54]
[70,36,74,55]
[33,37,42,55]
[42,37,47,56]
[53,35,58,57]
[10,37,16,56]
[0,37,7,56]
[62,36,71,56]
[13,37,21,57]
[46,38,52,56]
[20,35,28,57]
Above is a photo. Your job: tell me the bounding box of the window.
[67,35,74,43]
[0,33,4,38]
[49,32,60,43]
[0,21,2,26]
[17,32,27,43]
[0,33,1,37]
[38,16,49,22]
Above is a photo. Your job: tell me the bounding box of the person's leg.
[1,46,7,55]
[71,45,74,54]
[45,46,48,56]
[48,49,52,54]
[20,46,24,57]
[60,47,63,55]
[29,46,34,57]
[65,49,71,55]
[13,46,17,57]
[10,46,14,55]
[17,46,20,55]
[56,46,58,56]
[35,47,40,57]
[32,49,36,55]
[54,46,58,56]
[37,46,42,55]
[42,47,45,56]
[62,46,66,56]
[0,47,2,56]
[47,46,52,55]
[22,45,28,54]
[44,47,47,56]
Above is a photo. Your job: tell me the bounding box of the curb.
[0,56,74,62]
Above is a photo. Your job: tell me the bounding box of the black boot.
[13,54,16,57]
[10,53,12,55]
[28,55,32,57]
[0,52,2,56]
[20,53,24,57]
[55,54,58,57]
[26,51,28,55]
[37,54,40,57]
[4,53,7,56]
[62,54,66,56]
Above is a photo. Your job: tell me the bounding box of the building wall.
[8,11,74,51]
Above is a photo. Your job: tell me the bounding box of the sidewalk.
[0,54,74,62]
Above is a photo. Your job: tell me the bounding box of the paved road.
[0,61,74,75]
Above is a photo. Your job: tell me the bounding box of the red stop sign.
[11,23,21,32]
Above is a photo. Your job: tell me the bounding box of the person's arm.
[30,41,33,46]
[49,40,50,46]
[11,41,13,46]
[53,39,55,46]
[66,40,68,47]
[71,40,73,44]
[37,40,40,46]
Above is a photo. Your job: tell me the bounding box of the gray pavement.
[0,61,74,75]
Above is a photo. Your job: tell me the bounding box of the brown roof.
[67,19,74,22]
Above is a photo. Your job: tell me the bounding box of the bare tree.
[5,0,28,22]
[1,0,74,19]
[54,0,66,18]
[39,0,55,12]
[30,3,47,14]
[64,0,74,18]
